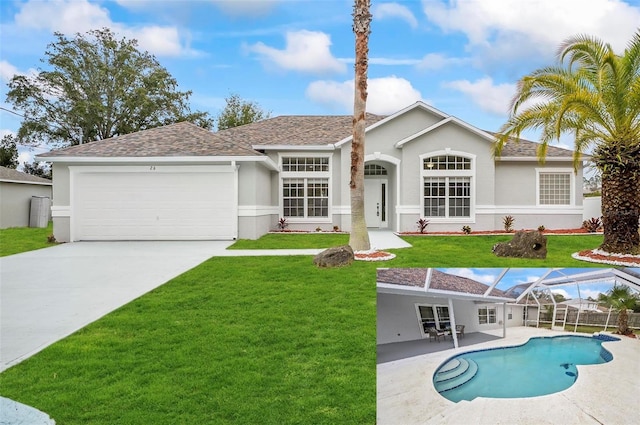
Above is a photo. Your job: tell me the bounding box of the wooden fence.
[538,310,640,329]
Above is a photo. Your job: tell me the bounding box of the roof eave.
[495,156,583,162]
[377,282,515,302]
[252,144,335,151]
[35,155,278,170]
[0,179,52,186]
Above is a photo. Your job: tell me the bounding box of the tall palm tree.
[496,31,640,254]
[599,285,638,335]
[349,0,372,251]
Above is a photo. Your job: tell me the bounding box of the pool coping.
[377,327,640,425]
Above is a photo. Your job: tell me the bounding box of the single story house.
[0,166,52,228]
[37,101,584,242]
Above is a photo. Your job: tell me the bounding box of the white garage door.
[73,166,236,240]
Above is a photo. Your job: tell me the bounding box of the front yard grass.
[0,231,606,424]
[0,222,55,257]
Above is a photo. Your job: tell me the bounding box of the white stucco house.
[37,101,584,242]
[0,166,52,229]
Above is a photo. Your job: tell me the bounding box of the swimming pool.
[433,334,619,402]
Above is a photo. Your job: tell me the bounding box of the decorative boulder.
[313,245,354,267]
[492,230,547,259]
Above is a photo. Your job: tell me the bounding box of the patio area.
[377,326,640,425]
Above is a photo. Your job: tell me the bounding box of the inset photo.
[377,267,639,425]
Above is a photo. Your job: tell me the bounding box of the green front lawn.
[0,231,606,424]
[0,222,55,257]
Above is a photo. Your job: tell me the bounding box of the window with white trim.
[478,306,497,324]
[281,156,330,219]
[422,153,473,218]
[416,304,450,332]
[539,172,571,205]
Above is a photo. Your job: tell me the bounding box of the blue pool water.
[433,335,619,402]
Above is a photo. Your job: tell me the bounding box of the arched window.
[421,153,474,219]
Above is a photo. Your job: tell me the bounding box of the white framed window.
[536,168,574,206]
[415,303,451,333]
[421,151,475,220]
[280,154,331,220]
[478,306,497,324]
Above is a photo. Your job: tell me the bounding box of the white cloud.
[13,0,193,57]
[443,77,515,116]
[373,3,419,28]
[0,129,16,139]
[551,289,571,300]
[0,61,21,83]
[247,30,346,74]
[422,0,640,67]
[417,53,468,70]
[305,75,424,115]
[444,268,497,285]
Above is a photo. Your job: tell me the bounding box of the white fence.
[583,196,602,220]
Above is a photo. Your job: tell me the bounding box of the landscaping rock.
[313,245,354,267]
[492,230,547,259]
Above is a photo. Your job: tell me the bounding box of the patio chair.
[427,327,446,342]
[455,325,465,339]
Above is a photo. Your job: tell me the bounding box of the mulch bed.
[354,250,395,262]
[572,249,640,267]
[401,228,598,236]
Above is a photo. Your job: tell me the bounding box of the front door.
[364,178,387,228]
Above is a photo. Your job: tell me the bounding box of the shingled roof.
[487,132,576,158]
[0,166,52,184]
[41,122,263,158]
[377,268,515,299]
[39,114,575,159]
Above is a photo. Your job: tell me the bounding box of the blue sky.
[439,268,640,300]
[1,0,640,166]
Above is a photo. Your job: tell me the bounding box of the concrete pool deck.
[377,327,640,425]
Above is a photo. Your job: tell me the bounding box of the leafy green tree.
[496,31,640,254]
[598,285,638,335]
[216,93,270,130]
[0,134,19,168]
[6,28,212,148]
[22,160,52,180]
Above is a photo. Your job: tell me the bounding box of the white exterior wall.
[494,161,584,230]
[238,162,277,239]
[397,123,496,233]
[377,293,525,345]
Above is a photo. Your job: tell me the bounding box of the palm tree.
[349,0,372,251]
[495,31,640,254]
[599,285,638,335]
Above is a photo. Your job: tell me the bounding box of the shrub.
[537,225,546,232]
[47,234,57,243]
[582,217,602,233]
[417,218,429,233]
[315,226,322,232]
[503,215,515,232]
[462,225,471,234]
[333,225,340,232]
[277,217,288,230]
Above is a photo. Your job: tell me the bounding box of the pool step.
[434,358,478,393]
[434,358,469,382]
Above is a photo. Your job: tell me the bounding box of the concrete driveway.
[0,241,232,371]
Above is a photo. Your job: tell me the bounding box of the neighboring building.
[0,166,52,229]
[559,298,601,312]
[38,102,584,242]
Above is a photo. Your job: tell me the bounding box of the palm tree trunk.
[599,168,640,255]
[349,0,372,251]
[617,308,629,335]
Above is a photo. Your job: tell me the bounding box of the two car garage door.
[73,166,237,240]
